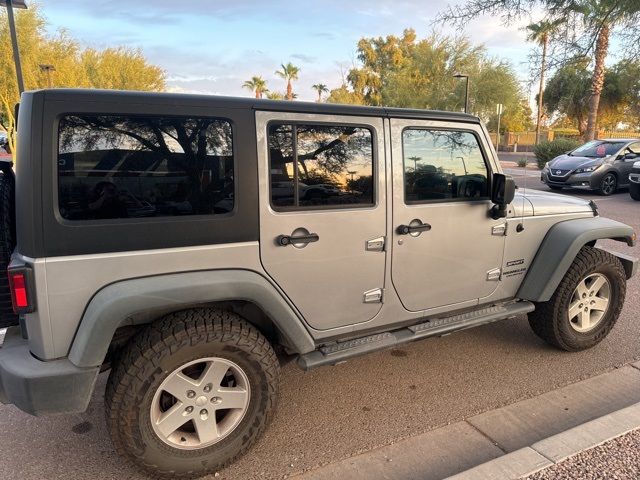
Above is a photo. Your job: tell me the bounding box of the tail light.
[8,266,35,314]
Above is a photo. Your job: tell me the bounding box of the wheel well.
[104,301,286,371]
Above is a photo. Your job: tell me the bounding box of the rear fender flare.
[68,269,315,368]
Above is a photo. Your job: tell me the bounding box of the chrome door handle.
[396,223,431,235]
[276,233,319,246]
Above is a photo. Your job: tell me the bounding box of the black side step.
[298,301,535,370]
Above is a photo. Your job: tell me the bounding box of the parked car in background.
[629,161,640,200]
[541,139,640,195]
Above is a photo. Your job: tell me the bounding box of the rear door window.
[267,123,374,209]
[57,115,234,220]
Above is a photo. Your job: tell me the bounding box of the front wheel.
[598,173,617,196]
[528,246,626,351]
[105,308,280,478]
[630,182,640,201]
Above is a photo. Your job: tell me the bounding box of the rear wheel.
[528,246,626,351]
[0,170,17,327]
[598,173,617,196]
[105,308,280,478]
[630,183,640,201]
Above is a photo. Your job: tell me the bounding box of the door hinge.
[486,268,502,281]
[366,236,385,252]
[492,224,508,236]
[363,288,384,303]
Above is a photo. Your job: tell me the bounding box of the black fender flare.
[517,216,636,302]
[68,269,316,368]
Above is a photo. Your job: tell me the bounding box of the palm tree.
[242,76,268,99]
[311,83,329,102]
[275,63,300,100]
[266,91,284,100]
[566,1,634,141]
[527,18,564,144]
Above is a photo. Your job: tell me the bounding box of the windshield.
[570,140,625,158]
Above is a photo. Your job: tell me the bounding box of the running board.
[297,301,535,370]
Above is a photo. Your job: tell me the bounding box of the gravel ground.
[527,429,640,480]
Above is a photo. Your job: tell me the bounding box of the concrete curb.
[446,402,640,480]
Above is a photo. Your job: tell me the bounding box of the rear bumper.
[0,327,99,415]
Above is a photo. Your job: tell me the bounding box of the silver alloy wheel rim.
[602,175,616,194]
[568,273,611,333]
[150,357,250,450]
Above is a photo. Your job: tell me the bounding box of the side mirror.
[490,173,516,219]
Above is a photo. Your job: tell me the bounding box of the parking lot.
[0,170,638,480]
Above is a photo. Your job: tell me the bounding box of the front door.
[618,141,640,184]
[390,119,506,312]
[257,111,387,330]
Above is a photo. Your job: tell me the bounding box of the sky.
[38,0,542,102]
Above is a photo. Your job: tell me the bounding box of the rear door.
[256,111,387,330]
[390,119,506,312]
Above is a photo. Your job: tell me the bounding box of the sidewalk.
[294,362,640,480]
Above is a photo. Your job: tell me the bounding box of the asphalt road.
[0,170,638,480]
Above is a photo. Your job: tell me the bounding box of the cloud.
[291,53,318,63]
[42,0,536,98]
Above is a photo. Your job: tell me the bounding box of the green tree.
[266,91,284,100]
[438,0,640,141]
[612,61,640,129]
[328,30,529,129]
[0,5,164,156]
[543,62,631,133]
[242,76,268,98]
[526,18,564,143]
[275,62,300,100]
[326,85,364,105]
[311,83,329,102]
[79,47,164,91]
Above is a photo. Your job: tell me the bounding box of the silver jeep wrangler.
[0,89,637,478]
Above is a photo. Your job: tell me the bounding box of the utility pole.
[2,0,28,94]
[453,73,470,113]
[496,103,504,152]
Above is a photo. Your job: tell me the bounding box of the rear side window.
[57,115,234,220]
[268,123,374,209]
[402,129,489,203]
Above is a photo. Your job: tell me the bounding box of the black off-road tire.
[105,308,280,478]
[528,246,626,351]
[630,183,640,201]
[0,171,17,327]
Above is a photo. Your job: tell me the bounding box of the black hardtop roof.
[30,88,481,123]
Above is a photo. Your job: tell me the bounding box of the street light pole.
[2,0,27,95]
[39,64,55,88]
[496,103,504,152]
[453,74,470,113]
